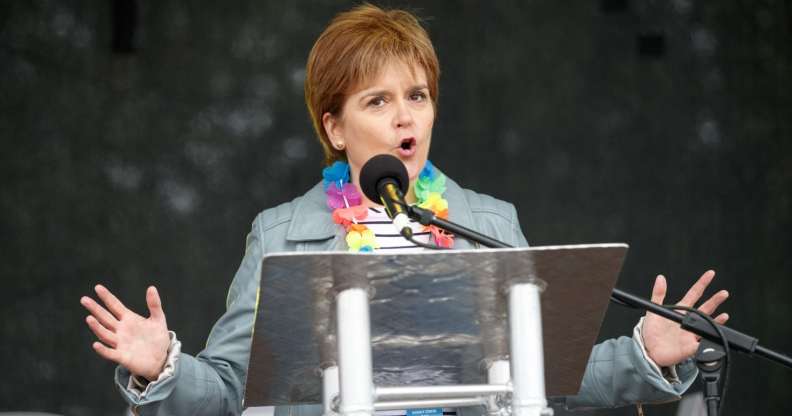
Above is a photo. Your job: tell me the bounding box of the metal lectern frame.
[326,278,548,416]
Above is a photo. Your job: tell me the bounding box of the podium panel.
[244,244,627,407]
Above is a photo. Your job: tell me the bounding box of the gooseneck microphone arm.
[406,204,792,371]
[408,205,513,249]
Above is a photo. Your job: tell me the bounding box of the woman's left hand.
[642,270,730,368]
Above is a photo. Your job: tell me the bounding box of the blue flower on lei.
[322,161,351,190]
[420,160,439,181]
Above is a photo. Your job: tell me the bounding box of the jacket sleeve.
[562,336,697,409]
[114,213,266,415]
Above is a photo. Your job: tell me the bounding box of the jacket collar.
[286,170,476,248]
[285,182,338,242]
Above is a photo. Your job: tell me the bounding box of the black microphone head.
[359,154,409,202]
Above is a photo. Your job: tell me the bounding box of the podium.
[243,244,627,416]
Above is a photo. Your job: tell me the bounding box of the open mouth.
[399,137,417,154]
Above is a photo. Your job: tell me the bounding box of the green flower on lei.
[414,161,446,203]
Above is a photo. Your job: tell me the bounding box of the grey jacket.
[115,177,697,415]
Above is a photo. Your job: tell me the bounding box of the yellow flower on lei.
[418,192,448,213]
[346,227,378,252]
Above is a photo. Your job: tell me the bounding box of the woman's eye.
[410,91,427,102]
[368,96,386,107]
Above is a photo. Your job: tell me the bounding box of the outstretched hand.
[80,285,171,381]
[642,270,730,368]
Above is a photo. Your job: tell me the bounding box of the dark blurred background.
[1,0,790,415]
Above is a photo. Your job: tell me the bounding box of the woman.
[80,4,730,415]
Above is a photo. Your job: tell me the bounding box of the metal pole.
[508,283,548,416]
[336,288,374,416]
[322,365,339,416]
[487,360,511,385]
[373,397,487,411]
[486,360,511,415]
[375,385,511,400]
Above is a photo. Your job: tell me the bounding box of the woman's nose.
[393,99,414,129]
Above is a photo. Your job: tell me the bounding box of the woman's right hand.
[80,284,171,381]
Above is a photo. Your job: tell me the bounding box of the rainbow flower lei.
[322,160,454,252]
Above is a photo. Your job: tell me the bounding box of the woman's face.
[323,60,435,201]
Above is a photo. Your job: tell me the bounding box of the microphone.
[359,154,413,238]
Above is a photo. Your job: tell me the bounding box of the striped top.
[363,207,430,252]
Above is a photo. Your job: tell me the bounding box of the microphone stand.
[406,204,792,415]
[407,205,510,249]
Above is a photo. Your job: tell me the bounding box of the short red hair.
[305,4,440,165]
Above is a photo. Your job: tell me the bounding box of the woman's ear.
[322,112,345,150]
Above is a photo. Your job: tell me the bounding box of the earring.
[335,141,345,150]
